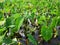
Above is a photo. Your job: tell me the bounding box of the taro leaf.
[50,17,58,28]
[0,31,6,44]
[13,14,27,32]
[15,16,24,31]
[3,37,12,44]
[39,15,46,21]
[38,15,46,25]
[41,25,53,41]
[0,27,6,34]
[5,13,20,28]
[0,35,4,43]
[2,37,17,45]
[15,17,22,29]
[5,17,13,28]
[27,34,37,45]
[11,13,20,20]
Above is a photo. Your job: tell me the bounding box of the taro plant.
[0,0,60,45]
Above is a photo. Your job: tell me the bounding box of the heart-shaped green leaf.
[27,34,37,45]
[41,25,53,41]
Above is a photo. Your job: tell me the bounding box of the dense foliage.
[0,0,60,45]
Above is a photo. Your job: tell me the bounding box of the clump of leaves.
[0,0,60,45]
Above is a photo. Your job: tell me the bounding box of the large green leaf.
[27,34,37,45]
[5,17,13,28]
[11,13,21,21]
[38,15,46,25]
[13,14,27,32]
[0,35,4,43]
[0,27,6,34]
[3,37,12,44]
[15,16,24,30]
[0,31,6,44]
[5,13,20,28]
[41,25,53,41]
[50,17,59,28]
